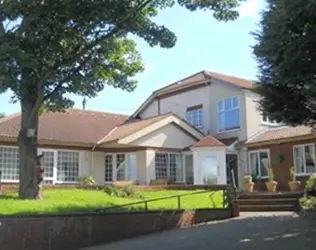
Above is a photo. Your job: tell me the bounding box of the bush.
[289,166,295,182]
[78,176,96,186]
[103,184,141,199]
[267,167,275,182]
[244,175,253,184]
[305,174,316,197]
[122,185,135,197]
[104,185,120,196]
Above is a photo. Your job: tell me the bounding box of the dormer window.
[186,105,204,131]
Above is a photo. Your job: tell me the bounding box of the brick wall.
[249,138,315,191]
[0,208,234,250]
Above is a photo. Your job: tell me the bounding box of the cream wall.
[192,147,226,185]
[138,81,250,141]
[130,123,197,148]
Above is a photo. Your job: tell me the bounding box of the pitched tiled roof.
[192,135,225,147]
[0,109,128,144]
[247,126,314,144]
[99,113,175,143]
[154,70,255,97]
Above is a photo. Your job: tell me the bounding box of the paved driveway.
[82,212,316,250]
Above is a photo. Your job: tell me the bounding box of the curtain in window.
[250,152,259,176]
[259,152,269,176]
[116,154,126,180]
[304,145,315,173]
[294,147,305,174]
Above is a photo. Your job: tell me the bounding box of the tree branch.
[0,21,5,37]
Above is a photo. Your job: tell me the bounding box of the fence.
[101,185,237,212]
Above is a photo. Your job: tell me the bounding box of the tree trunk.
[18,99,43,199]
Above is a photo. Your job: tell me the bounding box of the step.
[238,198,298,206]
[238,192,303,200]
[240,204,298,212]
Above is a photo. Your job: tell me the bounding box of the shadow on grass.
[0,194,20,200]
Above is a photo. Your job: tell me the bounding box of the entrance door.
[184,155,193,184]
[226,154,238,187]
[202,156,218,185]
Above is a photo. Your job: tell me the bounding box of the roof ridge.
[70,108,128,117]
[0,112,20,124]
[153,70,206,94]
[97,126,118,145]
[124,112,173,125]
[205,70,255,83]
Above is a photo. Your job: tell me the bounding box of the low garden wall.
[0,207,237,250]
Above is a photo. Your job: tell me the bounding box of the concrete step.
[238,198,298,206]
[240,204,298,212]
[238,192,303,200]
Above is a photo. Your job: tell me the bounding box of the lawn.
[0,188,224,216]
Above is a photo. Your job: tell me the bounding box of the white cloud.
[185,49,195,56]
[144,63,155,72]
[238,0,265,19]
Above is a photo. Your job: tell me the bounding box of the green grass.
[0,189,224,216]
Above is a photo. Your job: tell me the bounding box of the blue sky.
[0,0,265,115]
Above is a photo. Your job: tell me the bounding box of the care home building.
[0,108,228,186]
[2,70,305,190]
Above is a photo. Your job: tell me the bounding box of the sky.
[0,0,266,116]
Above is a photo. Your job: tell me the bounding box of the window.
[186,105,203,130]
[105,155,113,182]
[218,96,240,132]
[42,151,55,184]
[293,144,316,175]
[116,154,126,181]
[57,151,79,183]
[0,147,19,181]
[261,113,281,126]
[249,150,270,178]
[155,152,183,182]
[105,153,137,182]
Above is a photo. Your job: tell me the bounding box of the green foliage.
[243,175,253,184]
[78,175,96,186]
[251,171,257,183]
[267,167,274,182]
[305,174,316,196]
[299,196,316,210]
[289,166,295,182]
[103,184,140,198]
[253,0,316,125]
[0,0,243,113]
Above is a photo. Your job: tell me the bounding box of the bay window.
[0,147,19,181]
[218,96,241,132]
[249,150,270,178]
[293,144,316,175]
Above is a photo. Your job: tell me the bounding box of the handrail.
[101,189,219,212]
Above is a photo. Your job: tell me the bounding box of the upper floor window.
[261,113,281,126]
[217,96,240,132]
[186,105,203,131]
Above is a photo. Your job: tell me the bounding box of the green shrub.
[122,185,135,198]
[289,166,295,182]
[300,196,316,210]
[305,174,316,196]
[78,176,96,186]
[103,184,140,199]
[244,175,253,184]
[104,185,120,197]
[267,167,275,182]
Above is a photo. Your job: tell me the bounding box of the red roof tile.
[0,109,128,144]
[192,135,225,147]
[247,126,314,144]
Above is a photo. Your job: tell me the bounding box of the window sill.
[295,173,316,177]
[261,122,282,126]
[217,128,241,134]
[256,176,268,180]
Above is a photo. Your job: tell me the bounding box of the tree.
[0,0,244,199]
[253,0,316,125]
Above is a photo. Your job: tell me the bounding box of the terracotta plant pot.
[244,182,254,192]
[288,181,301,191]
[265,181,278,192]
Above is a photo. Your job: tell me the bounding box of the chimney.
[82,98,87,110]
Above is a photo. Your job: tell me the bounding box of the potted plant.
[288,165,301,191]
[265,167,278,192]
[243,174,254,192]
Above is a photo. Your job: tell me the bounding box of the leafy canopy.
[253,0,316,125]
[0,0,245,112]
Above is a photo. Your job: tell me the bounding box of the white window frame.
[217,96,241,133]
[0,145,19,183]
[248,149,271,179]
[186,106,204,130]
[293,143,316,176]
[154,152,184,183]
[261,114,280,126]
[0,146,82,184]
[104,153,137,183]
